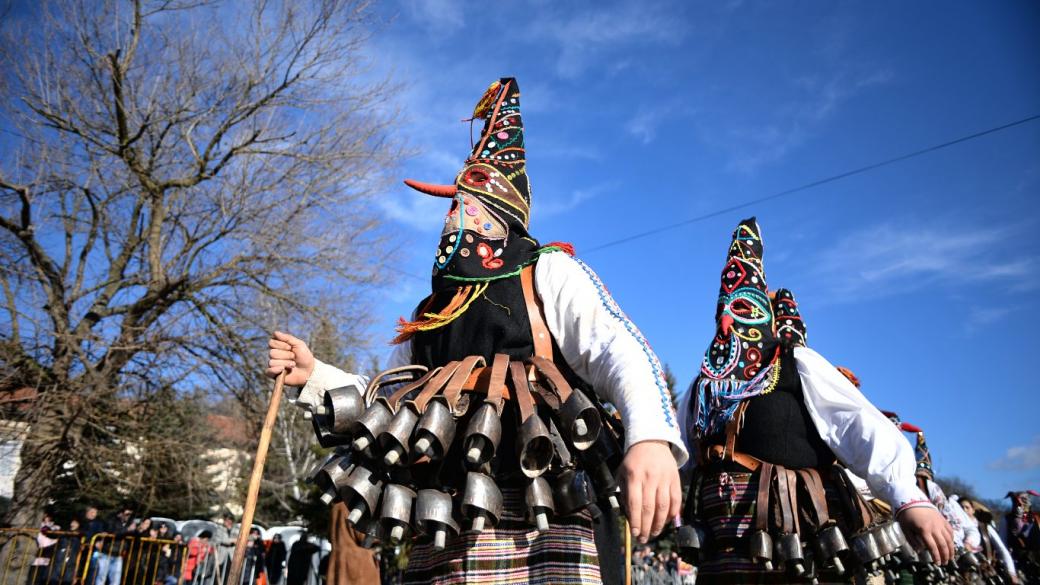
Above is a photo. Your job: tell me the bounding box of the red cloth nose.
[720,314,735,337]
[899,422,923,433]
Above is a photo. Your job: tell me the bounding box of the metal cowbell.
[349,400,393,456]
[872,523,897,558]
[525,476,555,532]
[461,472,503,533]
[517,414,554,478]
[415,489,459,551]
[340,465,384,526]
[378,405,420,467]
[814,525,849,575]
[463,403,502,467]
[558,389,601,451]
[552,469,593,516]
[413,399,456,460]
[749,530,774,571]
[776,533,805,576]
[323,383,367,434]
[379,484,416,545]
[313,454,354,506]
[311,411,349,448]
[676,524,706,565]
[356,515,383,549]
[850,530,882,572]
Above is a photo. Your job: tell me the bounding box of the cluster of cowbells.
[676,461,983,583]
[298,355,624,550]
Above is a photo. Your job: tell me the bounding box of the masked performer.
[677,218,953,584]
[266,78,686,585]
[1001,491,1040,583]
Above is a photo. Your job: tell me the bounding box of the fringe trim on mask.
[392,282,490,345]
[692,359,781,438]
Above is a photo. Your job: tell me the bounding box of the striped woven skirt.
[696,468,853,585]
[403,488,602,584]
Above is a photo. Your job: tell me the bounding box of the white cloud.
[533,182,614,221]
[625,99,696,145]
[804,219,1039,301]
[991,436,1040,471]
[720,68,894,173]
[403,0,465,34]
[528,0,686,78]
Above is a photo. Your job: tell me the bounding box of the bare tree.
[0,0,399,526]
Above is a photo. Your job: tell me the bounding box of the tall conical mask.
[914,431,934,480]
[772,288,807,348]
[692,218,780,437]
[403,78,538,290]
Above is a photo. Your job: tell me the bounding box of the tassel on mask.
[393,283,490,344]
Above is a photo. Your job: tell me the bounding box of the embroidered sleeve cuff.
[885,482,936,515]
[624,426,689,467]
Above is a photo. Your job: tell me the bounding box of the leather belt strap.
[485,354,509,412]
[442,355,485,414]
[798,468,831,528]
[529,356,574,402]
[509,360,537,422]
[833,466,873,531]
[521,265,553,360]
[755,462,774,532]
[386,367,439,410]
[723,401,749,458]
[364,365,428,402]
[785,468,801,535]
[410,360,462,412]
[776,465,795,534]
[707,445,762,472]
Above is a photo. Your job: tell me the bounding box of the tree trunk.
[5,416,67,526]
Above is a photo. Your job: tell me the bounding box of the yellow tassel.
[392,283,489,344]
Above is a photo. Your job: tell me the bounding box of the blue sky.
[361,0,1040,501]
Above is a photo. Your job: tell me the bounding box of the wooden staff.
[624,518,632,585]
[227,370,286,585]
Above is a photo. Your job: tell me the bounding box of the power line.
[583,113,1040,253]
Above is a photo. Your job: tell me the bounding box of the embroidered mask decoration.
[913,429,934,480]
[691,217,781,437]
[771,288,807,348]
[402,78,539,291]
[884,412,933,479]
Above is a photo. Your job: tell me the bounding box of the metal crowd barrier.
[0,529,188,585]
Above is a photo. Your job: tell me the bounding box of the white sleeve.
[793,346,933,514]
[988,523,1016,576]
[536,253,688,466]
[298,359,366,409]
[301,344,413,402]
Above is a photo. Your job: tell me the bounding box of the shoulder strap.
[520,264,553,360]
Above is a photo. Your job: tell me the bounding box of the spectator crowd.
[18,507,311,585]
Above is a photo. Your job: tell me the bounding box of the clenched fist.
[266,331,315,387]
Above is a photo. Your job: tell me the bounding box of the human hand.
[266,331,315,386]
[617,440,681,544]
[898,506,955,565]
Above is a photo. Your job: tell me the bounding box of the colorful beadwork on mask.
[692,218,781,438]
[772,288,807,348]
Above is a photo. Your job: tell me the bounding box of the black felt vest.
[411,275,534,367]
[407,274,536,487]
[733,350,835,469]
